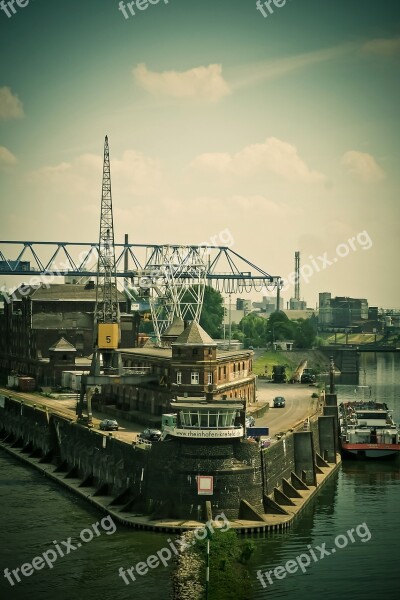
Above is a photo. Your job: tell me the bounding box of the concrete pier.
[0,394,340,534]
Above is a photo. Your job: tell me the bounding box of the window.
[176,371,182,384]
[193,348,198,356]
[191,371,199,384]
[207,372,213,385]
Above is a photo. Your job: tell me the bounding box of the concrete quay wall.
[0,395,339,532]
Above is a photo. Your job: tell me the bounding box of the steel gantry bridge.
[0,240,280,291]
[0,239,282,342]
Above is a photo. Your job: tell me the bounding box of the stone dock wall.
[0,394,340,533]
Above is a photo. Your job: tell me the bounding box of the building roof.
[49,337,77,352]
[161,317,185,339]
[119,347,172,359]
[173,401,244,409]
[119,346,252,361]
[173,321,217,346]
[10,283,125,302]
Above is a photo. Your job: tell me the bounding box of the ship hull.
[341,443,400,459]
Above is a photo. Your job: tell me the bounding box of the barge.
[339,401,400,459]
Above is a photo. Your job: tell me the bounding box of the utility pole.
[276,278,281,312]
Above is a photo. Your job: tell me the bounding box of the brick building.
[103,320,256,418]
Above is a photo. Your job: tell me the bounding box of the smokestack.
[294,251,300,301]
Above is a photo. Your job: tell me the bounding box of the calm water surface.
[0,353,399,599]
[251,352,400,599]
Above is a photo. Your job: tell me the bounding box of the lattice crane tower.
[94,135,120,361]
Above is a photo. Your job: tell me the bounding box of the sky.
[0,0,399,309]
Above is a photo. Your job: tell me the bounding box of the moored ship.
[339,401,400,459]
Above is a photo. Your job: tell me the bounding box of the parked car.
[246,415,255,428]
[273,396,286,408]
[139,428,162,442]
[99,419,119,431]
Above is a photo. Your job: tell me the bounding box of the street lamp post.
[205,527,212,600]
[228,293,232,350]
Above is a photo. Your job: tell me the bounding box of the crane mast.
[77,136,120,424]
[93,135,120,368]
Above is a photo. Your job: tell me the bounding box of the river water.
[0,352,399,599]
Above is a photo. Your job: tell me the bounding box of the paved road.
[1,382,321,442]
[0,387,142,443]
[253,381,320,437]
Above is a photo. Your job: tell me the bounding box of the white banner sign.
[167,427,243,439]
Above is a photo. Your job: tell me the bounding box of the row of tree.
[231,311,317,348]
[201,289,318,348]
[137,286,317,349]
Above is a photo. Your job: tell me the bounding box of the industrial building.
[0,282,137,385]
[318,292,371,330]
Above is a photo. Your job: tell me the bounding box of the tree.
[266,311,296,343]
[239,313,267,347]
[293,318,317,348]
[200,286,224,338]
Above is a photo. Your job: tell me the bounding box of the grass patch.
[253,351,298,379]
[319,333,384,345]
[194,529,254,600]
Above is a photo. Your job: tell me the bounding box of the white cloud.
[133,63,231,103]
[362,38,400,57]
[29,149,165,198]
[0,87,24,120]
[230,44,354,89]
[342,151,385,183]
[0,146,17,166]
[189,137,326,184]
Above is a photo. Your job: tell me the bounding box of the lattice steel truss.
[0,239,281,345]
[127,245,208,341]
[94,136,119,325]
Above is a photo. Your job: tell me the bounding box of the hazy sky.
[0,0,399,308]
